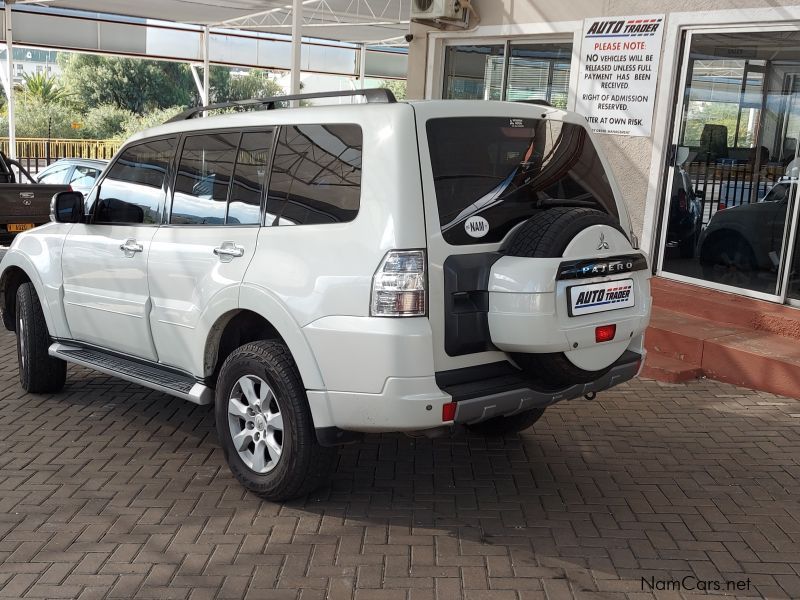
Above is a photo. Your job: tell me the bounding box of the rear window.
[427,117,619,245]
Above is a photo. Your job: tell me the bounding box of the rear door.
[62,137,176,359]
[413,103,632,373]
[148,130,271,373]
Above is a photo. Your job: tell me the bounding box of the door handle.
[119,239,143,257]
[213,242,245,262]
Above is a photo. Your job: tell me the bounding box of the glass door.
[658,29,800,305]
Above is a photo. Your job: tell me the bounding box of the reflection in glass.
[93,138,175,225]
[662,31,800,296]
[267,124,362,226]
[229,132,272,226]
[506,43,572,109]
[172,133,239,225]
[443,45,505,100]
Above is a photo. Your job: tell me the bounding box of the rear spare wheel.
[501,207,629,386]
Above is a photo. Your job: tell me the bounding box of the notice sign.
[575,14,665,137]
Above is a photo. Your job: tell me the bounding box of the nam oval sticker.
[464,216,489,238]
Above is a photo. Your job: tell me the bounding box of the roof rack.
[514,99,554,107]
[167,88,397,123]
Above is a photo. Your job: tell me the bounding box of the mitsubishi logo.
[597,232,610,251]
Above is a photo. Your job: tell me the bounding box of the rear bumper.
[311,349,643,434]
[448,350,643,424]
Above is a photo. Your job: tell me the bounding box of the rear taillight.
[595,324,617,343]
[677,188,687,211]
[370,250,427,317]
[717,202,726,212]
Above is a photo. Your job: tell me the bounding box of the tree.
[81,104,134,139]
[377,79,406,101]
[225,69,286,102]
[0,96,82,138]
[59,53,196,114]
[121,106,184,138]
[17,72,73,104]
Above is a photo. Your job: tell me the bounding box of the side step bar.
[48,343,214,405]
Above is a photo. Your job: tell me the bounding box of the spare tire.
[503,207,627,386]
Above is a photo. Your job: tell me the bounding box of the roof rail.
[167,88,397,123]
[514,99,554,107]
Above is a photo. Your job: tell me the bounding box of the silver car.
[36,158,108,197]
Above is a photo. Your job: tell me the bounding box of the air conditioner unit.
[411,0,463,22]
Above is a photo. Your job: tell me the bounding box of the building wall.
[406,0,800,249]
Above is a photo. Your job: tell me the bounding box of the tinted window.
[69,165,101,188]
[228,131,272,225]
[38,164,70,184]
[93,138,175,225]
[427,117,619,245]
[267,124,362,226]
[171,133,239,225]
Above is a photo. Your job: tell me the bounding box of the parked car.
[0,152,71,243]
[36,158,108,197]
[0,90,651,500]
[665,163,703,258]
[698,178,794,288]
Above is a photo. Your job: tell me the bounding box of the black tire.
[700,234,758,289]
[678,231,698,259]
[466,408,544,436]
[504,207,625,386]
[504,207,624,259]
[15,282,66,394]
[215,340,337,501]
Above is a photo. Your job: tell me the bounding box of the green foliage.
[120,106,184,138]
[80,104,134,139]
[225,70,286,102]
[17,72,73,104]
[59,53,195,114]
[0,97,82,138]
[377,79,406,101]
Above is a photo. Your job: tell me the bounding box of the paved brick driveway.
[0,329,799,599]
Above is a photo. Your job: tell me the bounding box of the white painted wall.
[407,1,800,260]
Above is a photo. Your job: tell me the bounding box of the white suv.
[0,90,651,500]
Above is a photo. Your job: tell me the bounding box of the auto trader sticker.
[569,279,635,316]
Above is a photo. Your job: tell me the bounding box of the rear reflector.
[595,324,617,343]
[442,402,456,422]
[717,202,726,212]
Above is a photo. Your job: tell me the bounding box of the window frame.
[88,134,179,227]
[166,127,277,228]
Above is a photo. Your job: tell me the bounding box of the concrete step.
[651,278,800,339]
[647,308,748,364]
[644,304,800,398]
[640,352,703,383]
[702,331,800,398]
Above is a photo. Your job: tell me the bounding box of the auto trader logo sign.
[576,14,666,137]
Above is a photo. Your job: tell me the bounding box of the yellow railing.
[0,137,121,161]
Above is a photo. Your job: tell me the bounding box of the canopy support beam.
[4,3,15,159]
[202,25,210,107]
[290,0,302,107]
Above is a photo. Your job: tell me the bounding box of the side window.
[69,166,101,188]
[228,131,272,225]
[171,133,239,225]
[93,138,176,225]
[38,164,70,184]
[266,124,362,226]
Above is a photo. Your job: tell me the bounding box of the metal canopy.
[11,0,411,44]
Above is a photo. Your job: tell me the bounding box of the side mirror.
[50,191,84,223]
